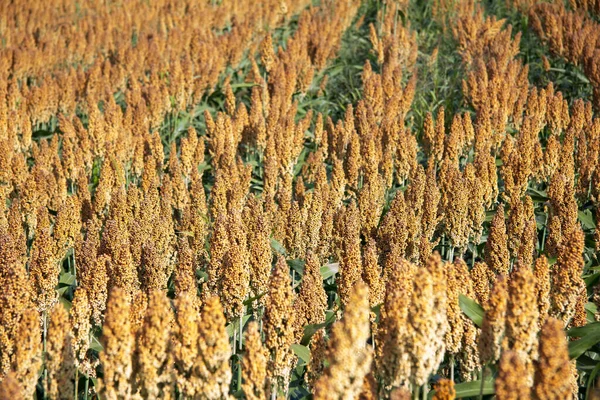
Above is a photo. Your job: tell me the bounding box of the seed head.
[133,290,174,398]
[377,259,415,388]
[264,256,296,390]
[337,201,362,308]
[485,204,510,275]
[495,351,531,400]
[478,275,508,365]
[99,287,134,400]
[173,293,201,397]
[551,227,585,325]
[46,303,72,399]
[534,256,550,327]
[295,251,327,341]
[362,238,384,324]
[533,318,573,400]
[13,309,42,398]
[407,267,440,386]
[432,379,456,400]
[314,282,372,400]
[195,296,232,400]
[29,225,59,313]
[242,322,268,400]
[504,264,539,384]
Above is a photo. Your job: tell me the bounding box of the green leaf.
[301,312,336,345]
[567,322,600,359]
[429,378,494,399]
[291,344,310,364]
[226,315,252,338]
[579,210,596,230]
[288,259,305,276]
[586,361,600,399]
[584,272,600,288]
[459,294,484,328]
[59,272,76,285]
[270,238,287,256]
[89,335,103,352]
[320,262,339,280]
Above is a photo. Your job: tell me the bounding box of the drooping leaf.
[288,259,305,276]
[459,294,484,328]
[567,322,600,359]
[291,344,311,364]
[320,262,339,280]
[270,238,287,256]
[578,210,596,230]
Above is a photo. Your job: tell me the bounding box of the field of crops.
[1,0,600,398]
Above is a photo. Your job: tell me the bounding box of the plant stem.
[74,369,78,400]
[43,311,48,400]
[442,236,446,259]
[541,213,548,252]
[413,385,420,400]
[239,313,243,351]
[422,384,427,400]
[233,328,237,355]
[72,249,78,287]
[237,356,242,392]
[450,355,454,382]
[479,366,486,400]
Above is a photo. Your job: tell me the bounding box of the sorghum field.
[1,0,600,398]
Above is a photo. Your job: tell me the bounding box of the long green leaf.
[291,344,310,364]
[567,322,600,359]
[320,262,339,280]
[578,210,596,230]
[459,294,484,328]
[270,238,287,256]
[587,362,600,399]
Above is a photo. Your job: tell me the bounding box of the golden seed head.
[244,196,272,305]
[551,227,585,325]
[454,259,480,379]
[195,296,232,399]
[295,251,327,341]
[13,309,42,398]
[485,203,510,275]
[264,256,296,388]
[307,329,327,390]
[533,318,573,400]
[504,264,539,384]
[46,303,73,399]
[478,275,508,364]
[133,290,174,398]
[70,288,93,374]
[173,293,201,397]
[432,379,456,400]
[174,237,197,298]
[337,201,362,308]
[407,267,441,386]
[377,259,415,388]
[362,238,385,322]
[242,321,269,400]
[534,256,551,328]
[29,225,60,313]
[99,287,134,400]
[314,282,372,400]
[495,350,531,400]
